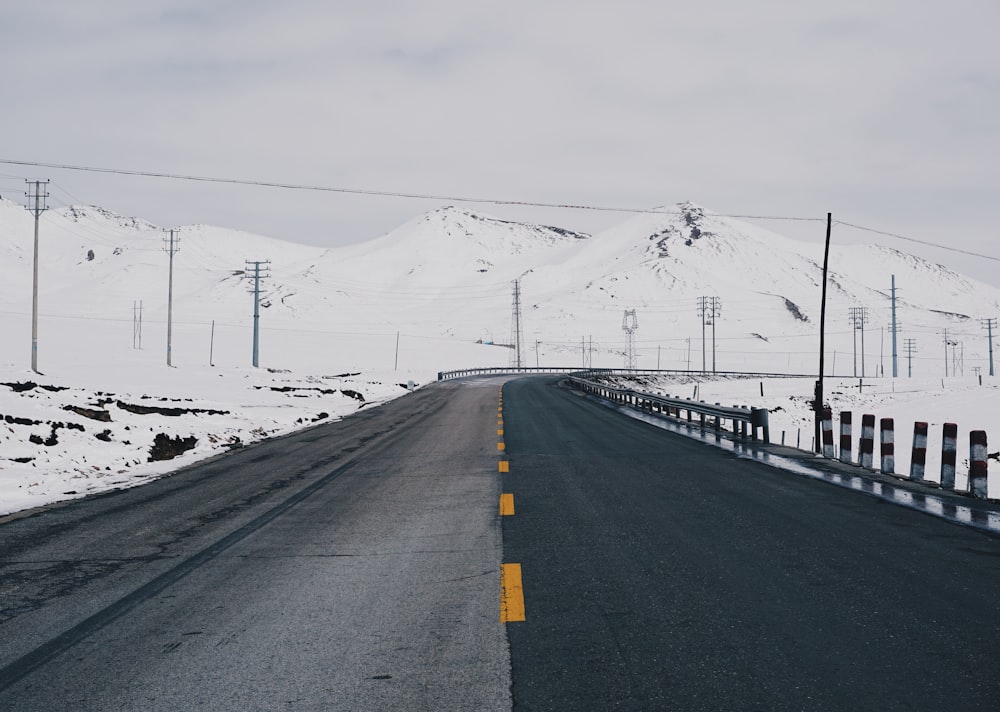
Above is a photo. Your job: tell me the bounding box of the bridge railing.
[566,375,771,443]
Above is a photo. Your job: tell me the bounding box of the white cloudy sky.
[1,0,998,283]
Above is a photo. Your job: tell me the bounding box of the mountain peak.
[59,204,159,232]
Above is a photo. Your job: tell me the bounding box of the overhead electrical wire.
[1,158,995,267]
[0,157,825,221]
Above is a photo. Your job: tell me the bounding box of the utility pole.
[697,296,708,372]
[815,213,832,453]
[163,229,180,367]
[982,318,996,376]
[696,296,720,373]
[395,331,400,371]
[510,279,523,368]
[709,297,721,373]
[245,260,271,367]
[890,275,898,377]
[686,337,691,371]
[133,300,143,349]
[904,338,917,377]
[535,340,540,368]
[25,179,49,373]
[943,328,950,377]
[848,306,869,377]
[622,309,638,369]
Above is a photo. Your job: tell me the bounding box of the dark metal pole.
[815,213,832,452]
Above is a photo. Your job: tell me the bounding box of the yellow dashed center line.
[500,493,515,515]
[497,442,505,451]
[500,563,526,622]
[497,428,504,436]
[498,460,509,473]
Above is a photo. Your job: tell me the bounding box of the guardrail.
[437,366,815,381]
[567,375,771,443]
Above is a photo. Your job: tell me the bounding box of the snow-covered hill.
[3,196,1000,514]
[2,197,998,375]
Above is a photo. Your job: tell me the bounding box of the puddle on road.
[602,398,1000,537]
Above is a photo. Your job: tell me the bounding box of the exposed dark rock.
[783,298,809,322]
[148,433,198,461]
[2,382,37,392]
[95,429,112,442]
[117,401,229,417]
[63,405,112,422]
[5,415,42,426]
[340,389,365,402]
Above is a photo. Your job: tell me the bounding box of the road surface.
[2,375,999,710]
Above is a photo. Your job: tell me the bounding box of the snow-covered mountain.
[1,197,997,377]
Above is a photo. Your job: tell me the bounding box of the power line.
[835,220,1000,263]
[5,158,996,269]
[0,158,824,222]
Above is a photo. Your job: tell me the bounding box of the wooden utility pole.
[815,213,832,453]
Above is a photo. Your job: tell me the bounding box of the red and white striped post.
[970,430,988,499]
[822,408,835,458]
[910,422,928,482]
[839,411,852,464]
[940,423,958,490]
[859,414,875,469]
[880,418,895,474]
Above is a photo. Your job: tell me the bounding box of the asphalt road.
[0,377,510,711]
[502,377,1000,711]
[3,375,1000,711]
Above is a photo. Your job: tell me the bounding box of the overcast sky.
[2,0,998,285]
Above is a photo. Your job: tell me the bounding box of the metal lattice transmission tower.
[510,279,524,368]
[25,179,49,373]
[848,306,870,377]
[622,309,638,369]
[245,260,271,367]
[951,340,964,377]
[163,229,180,366]
[696,296,721,373]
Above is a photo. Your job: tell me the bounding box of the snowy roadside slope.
[0,364,411,516]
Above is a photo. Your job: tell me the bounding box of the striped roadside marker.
[940,422,958,490]
[858,414,875,469]
[910,421,928,481]
[839,411,853,464]
[970,430,988,499]
[821,408,835,459]
[880,418,895,474]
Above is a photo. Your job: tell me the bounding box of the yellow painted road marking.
[500,563,525,622]
[498,442,505,451]
[500,493,515,515]
[499,460,509,473]
[497,429,504,436]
